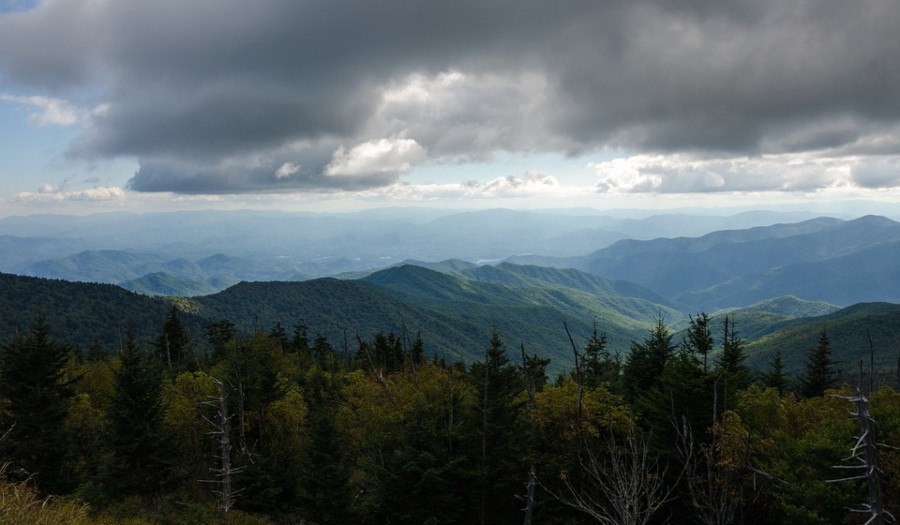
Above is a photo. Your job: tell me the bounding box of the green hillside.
[0,272,205,352]
[746,302,900,376]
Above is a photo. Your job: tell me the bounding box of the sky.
[2,0,900,217]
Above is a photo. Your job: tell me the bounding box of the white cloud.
[589,153,882,194]
[325,137,426,177]
[275,162,300,179]
[14,184,124,202]
[0,93,90,126]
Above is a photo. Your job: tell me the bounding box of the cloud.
[14,184,124,202]
[591,153,864,194]
[2,0,900,194]
[0,93,89,126]
[325,138,426,177]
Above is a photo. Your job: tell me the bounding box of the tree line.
[0,306,898,524]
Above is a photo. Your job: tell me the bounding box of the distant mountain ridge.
[508,215,900,310]
[0,208,836,296]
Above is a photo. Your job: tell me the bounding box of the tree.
[471,329,525,525]
[558,428,674,525]
[716,315,752,409]
[108,328,166,495]
[684,313,714,373]
[622,316,678,405]
[0,316,76,494]
[799,329,839,398]
[759,352,790,394]
[156,304,194,371]
[582,324,618,390]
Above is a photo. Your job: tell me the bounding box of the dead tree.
[201,379,244,515]
[556,428,674,525]
[828,358,895,525]
[676,416,744,525]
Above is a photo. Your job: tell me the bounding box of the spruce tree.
[684,312,714,373]
[108,328,166,495]
[622,316,678,404]
[716,315,752,393]
[0,316,75,494]
[759,351,790,394]
[471,329,525,525]
[582,324,618,389]
[156,304,193,371]
[799,328,838,398]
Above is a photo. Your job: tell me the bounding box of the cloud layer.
[2,0,900,194]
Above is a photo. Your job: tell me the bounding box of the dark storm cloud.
[2,0,900,193]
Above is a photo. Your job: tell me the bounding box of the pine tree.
[582,324,618,390]
[156,304,193,371]
[716,315,752,394]
[471,329,525,525]
[622,316,678,404]
[108,328,166,495]
[684,312,714,373]
[759,352,790,394]
[799,328,838,398]
[0,316,75,494]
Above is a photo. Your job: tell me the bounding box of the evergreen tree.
[205,319,236,359]
[684,312,714,373]
[716,315,752,397]
[156,304,193,371]
[622,316,678,404]
[759,351,790,394]
[298,369,352,523]
[799,328,838,398]
[470,329,525,525]
[108,328,166,495]
[0,316,75,494]
[582,324,618,390]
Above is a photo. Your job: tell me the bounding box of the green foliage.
[622,316,678,404]
[759,351,790,393]
[107,330,166,495]
[799,329,838,398]
[0,316,76,494]
[1,270,900,523]
[684,312,714,372]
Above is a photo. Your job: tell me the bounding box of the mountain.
[119,272,230,297]
[0,272,205,353]
[745,302,900,377]
[0,262,684,371]
[0,208,840,287]
[509,216,900,310]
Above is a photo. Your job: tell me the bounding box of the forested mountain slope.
[510,215,900,310]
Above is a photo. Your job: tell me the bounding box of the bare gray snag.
[828,360,895,525]
[556,428,673,525]
[201,378,244,515]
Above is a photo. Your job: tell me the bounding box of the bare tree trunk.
[203,379,244,516]
[828,360,895,525]
[555,428,675,525]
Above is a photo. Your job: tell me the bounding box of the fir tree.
[156,304,193,371]
[716,315,752,394]
[471,329,525,525]
[108,328,166,495]
[622,316,678,404]
[759,351,790,394]
[799,328,838,398]
[0,316,75,493]
[582,324,618,390]
[684,312,714,373]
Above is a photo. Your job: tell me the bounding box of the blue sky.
[2,0,900,217]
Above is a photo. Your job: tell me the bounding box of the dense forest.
[1,304,898,524]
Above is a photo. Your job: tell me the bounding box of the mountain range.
[1,209,899,379]
[0,208,832,296]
